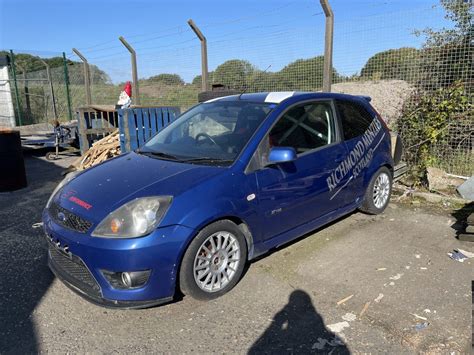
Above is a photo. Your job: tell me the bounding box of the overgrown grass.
[430,150,474,176]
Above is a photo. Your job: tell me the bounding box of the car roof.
[204,91,372,105]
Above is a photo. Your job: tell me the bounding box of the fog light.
[121,272,132,288]
[101,270,151,289]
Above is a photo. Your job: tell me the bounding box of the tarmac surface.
[0,152,472,353]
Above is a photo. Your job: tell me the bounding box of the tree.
[146,73,184,86]
[278,56,340,91]
[0,51,74,72]
[415,0,473,91]
[212,59,255,89]
[246,71,282,92]
[192,75,202,86]
[191,56,342,92]
[89,64,111,84]
[192,72,214,86]
[360,47,420,82]
[0,51,111,84]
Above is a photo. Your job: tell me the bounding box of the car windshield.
[140,101,274,164]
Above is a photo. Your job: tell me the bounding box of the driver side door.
[248,100,351,241]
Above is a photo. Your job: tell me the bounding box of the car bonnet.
[52,152,223,225]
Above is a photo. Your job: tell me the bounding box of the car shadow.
[248,289,350,354]
[0,151,69,353]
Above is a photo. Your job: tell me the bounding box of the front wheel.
[359,166,392,215]
[179,220,247,300]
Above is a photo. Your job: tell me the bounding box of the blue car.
[43,92,394,308]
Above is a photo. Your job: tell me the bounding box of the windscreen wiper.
[181,157,234,165]
[137,150,180,161]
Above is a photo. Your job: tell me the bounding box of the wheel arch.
[191,215,255,261]
[363,151,394,187]
[382,163,394,177]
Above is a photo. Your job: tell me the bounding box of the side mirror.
[266,147,297,165]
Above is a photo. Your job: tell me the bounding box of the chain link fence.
[5,50,72,126]
[3,0,473,178]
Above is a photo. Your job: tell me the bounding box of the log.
[67,130,121,172]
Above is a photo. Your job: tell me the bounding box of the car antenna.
[238,64,272,100]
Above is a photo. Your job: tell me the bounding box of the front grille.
[48,245,101,297]
[49,202,92,233]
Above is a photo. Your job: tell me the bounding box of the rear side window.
[336,100,374,140]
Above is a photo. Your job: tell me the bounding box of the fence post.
[72,48,92,105]
[62,52,73,121]
[9,50,22,126]
[119,36,140,105]
[77,108,90,154]
[188,19,209,92]
[40,59,58,120]
[17,64,31,123]
[320,0,334,92]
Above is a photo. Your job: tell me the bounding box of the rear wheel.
[359,167,392,215]
[179,220,247,300]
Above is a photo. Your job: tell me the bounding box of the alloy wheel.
[193,231,241,293]
[373,172,390,209]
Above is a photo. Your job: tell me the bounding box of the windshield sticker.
[328,118,385,200]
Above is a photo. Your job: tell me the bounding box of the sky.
[0,0,451,83]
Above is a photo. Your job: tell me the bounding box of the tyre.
[359,166,392,215]
[179,220,247,300]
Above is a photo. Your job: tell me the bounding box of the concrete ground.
[0,152,472,354]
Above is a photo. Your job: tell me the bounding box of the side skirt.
[251,202,359,259]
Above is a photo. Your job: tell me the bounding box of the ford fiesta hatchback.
[43,92,394,308]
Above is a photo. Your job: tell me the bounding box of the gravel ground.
[333,80,414,124]
[0,152,472,354]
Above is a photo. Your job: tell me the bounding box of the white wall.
[0,65,16,128]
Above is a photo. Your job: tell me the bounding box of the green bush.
[360,47,421,82]
[397,81,472,183]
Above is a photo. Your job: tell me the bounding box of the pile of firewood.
[68,130,120,172]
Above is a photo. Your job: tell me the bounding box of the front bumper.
[42,210,195,309]
[47,243,173,308]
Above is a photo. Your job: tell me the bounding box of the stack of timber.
[69,130,120,172]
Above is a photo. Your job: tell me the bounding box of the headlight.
[91,196,172,238]
[45,171,80,209]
